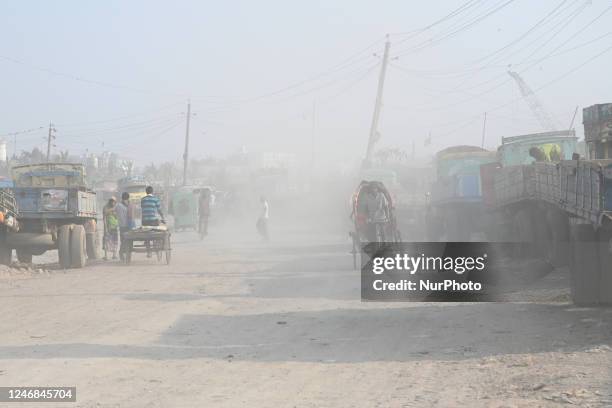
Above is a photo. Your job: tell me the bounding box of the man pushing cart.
[122,186,172,265]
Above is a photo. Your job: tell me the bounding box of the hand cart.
[123,226,171,265]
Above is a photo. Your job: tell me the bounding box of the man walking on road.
[198,188,211,237]
[141,186,165,257]
[116,192,134,261]
[256,195,269,241]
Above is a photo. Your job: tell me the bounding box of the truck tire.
[0,245,12,265]
[70,225,86,268]
[0,228,11,265]
[16,249,33,263]
[58,224,72,269]
[86,232,98,260]
[514,208,536,258]
[598,225,612,304]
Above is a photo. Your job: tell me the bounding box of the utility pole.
[182,100,191,186]
[46,122,56,162]
[568,105,579,131]
[364,36,391,168]
[309,100,317,192]
[480,112,487,148]
[311,101,316,171]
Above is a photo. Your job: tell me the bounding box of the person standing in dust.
[103,197,120,260]
[116,192,135,260]
[198,188,211,237]
[363,185,389,242]
[256,196,269,241]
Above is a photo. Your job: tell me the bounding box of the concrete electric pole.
[481,112,487,148]
[182,100,191,186]
[364,36,391,168]
[46,122,56,162]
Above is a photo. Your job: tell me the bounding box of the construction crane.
[507,71,559,131]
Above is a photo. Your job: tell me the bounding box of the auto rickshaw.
[169,187,199,231]
[349,180,401,269]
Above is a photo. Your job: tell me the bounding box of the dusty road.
[0,222,611,407]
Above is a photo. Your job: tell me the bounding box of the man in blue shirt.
[141,186,165,226]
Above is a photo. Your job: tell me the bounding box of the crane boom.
[507,71,559,131]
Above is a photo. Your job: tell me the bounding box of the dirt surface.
[1,222,611,407]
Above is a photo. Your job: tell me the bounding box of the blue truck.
[428,146,497,241]
[7,163,98,268]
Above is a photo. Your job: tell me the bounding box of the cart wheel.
[165,249,171,265]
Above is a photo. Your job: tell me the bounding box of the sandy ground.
[0,221,611,407]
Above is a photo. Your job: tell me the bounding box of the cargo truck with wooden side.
[8,163,99,268]
[483,122,612,305]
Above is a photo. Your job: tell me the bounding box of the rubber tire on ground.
[16,249,33,263]
[86,232,98,260]
[70,225,86,268]
[58,224,72,269]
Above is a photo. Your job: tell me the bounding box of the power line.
[58,114,184,138]
[387,0,585,81]
[204,58,381,114]
[0,55,204,99]
[420,41,612,141]
[392,0,487,43]
[403,1,606,113]
[319,62,380,104]
[435,0,591,95]
[468,0,574,65]
[55,102,185,127]
[393,0,517,57]
[0,126,46,137]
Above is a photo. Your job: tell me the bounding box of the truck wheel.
[70,225,86,268]
[16,249,32,263]
[0,246,12,265]
[86,233,98,260]
[58,224,72,269]
[514,208,536,258]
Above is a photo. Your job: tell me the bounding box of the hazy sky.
[2,0,611,166]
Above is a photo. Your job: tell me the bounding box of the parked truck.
[583,103,612,160]
[0,187,19,265]
[483,123,612,305]
[7,163,98,268]
[482,130,577,261]
[427,146,497,241]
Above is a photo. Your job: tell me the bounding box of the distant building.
[0,140,7,163]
